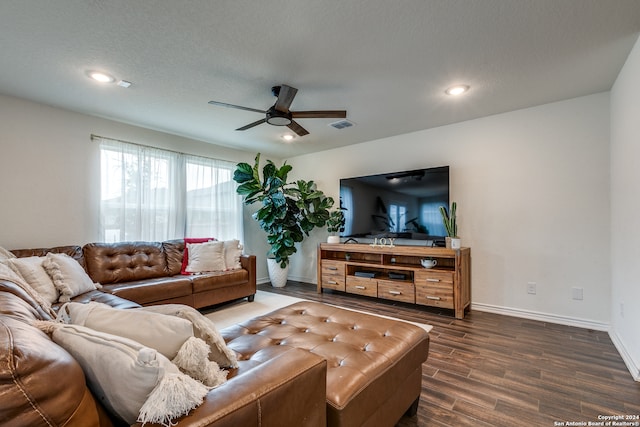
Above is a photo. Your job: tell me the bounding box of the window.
[184,154,239,238]
[97,136,242,243]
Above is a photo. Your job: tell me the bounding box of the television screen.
[339,166,449,242]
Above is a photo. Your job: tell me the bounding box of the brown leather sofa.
[10,239,257,309]
[0,277,328,427]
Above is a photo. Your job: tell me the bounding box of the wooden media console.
[317,243,471,319]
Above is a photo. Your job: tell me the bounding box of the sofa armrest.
[240,254,256,289]
[132,347,327,427]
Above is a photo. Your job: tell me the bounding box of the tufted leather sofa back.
[162,239,185,276]
[83,241,169,285]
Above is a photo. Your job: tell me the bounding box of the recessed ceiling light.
[445,85,470,96]
[282,134,295,141]
[87,70,116,83]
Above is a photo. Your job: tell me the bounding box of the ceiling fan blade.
[208,100,265,114]
[236,118,267,131]
[291,110,347,119]
[287,120,309,137]
[274,85,298,112]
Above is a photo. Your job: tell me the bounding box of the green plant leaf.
[233,162,255,183]
[276,163,292,181]
[263,162,277,181]
[236,181,261,197]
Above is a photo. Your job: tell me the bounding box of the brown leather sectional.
[0,278,327,426]
[1,242,430,426]
[10,239,257,309]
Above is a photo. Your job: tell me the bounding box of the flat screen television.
[339,166,449,243]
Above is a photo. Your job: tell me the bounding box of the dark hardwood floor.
[258,281,640,427]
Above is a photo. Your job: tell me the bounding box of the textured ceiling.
[1,1,639,157]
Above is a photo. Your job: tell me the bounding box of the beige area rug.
[205,290,433,333]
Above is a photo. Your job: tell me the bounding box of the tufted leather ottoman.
[221,301,430,427]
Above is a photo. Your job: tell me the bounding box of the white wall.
[610,36,640,380]
[0,94,270,271]
[289,92,611,329]
[0,87,619,333]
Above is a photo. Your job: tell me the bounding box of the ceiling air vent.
[328,119,355,130]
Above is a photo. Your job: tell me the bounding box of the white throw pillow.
[185,241,226,273]
[42,252,99,302]
[62,302,194,358]
[137,304,239,368]
[61,302,228,387]
[37,321,209,426]
[6,256,59,304]
[0,261,55,316]
[223,239,243,270]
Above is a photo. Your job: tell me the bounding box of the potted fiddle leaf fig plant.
[439,201,461,249]
[233,153,334,287]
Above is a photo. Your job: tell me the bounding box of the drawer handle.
[426,296,441,300]
[355,285,366,290]
[426,278,440,282]
[327,280,337,285]
[327,267,338,271]
[389,290,402,295]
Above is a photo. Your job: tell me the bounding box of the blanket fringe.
[137,372,209,427]
[172,337,227,388]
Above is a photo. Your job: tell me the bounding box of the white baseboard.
[471,302,610,332]
[609,330,640,382]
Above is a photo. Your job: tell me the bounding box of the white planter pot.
[267,258,289,288]
[450,237,461,249]
[327,235,340,244]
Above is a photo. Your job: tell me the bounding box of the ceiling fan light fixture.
[445,84,470,96]
[266,116,292,126]
[87,70,116,83]
[266,108,292,126]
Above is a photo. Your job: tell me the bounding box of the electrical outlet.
[571,287,583,300]
[527,282,536,295]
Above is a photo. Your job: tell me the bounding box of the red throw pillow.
[181,237,216,275]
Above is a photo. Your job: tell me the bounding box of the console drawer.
[415,270,454,285]
[378,280,415,304]
[346,276,377,297]
[321,260,345,291]
[416,281,454,309]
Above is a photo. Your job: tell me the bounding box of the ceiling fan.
[208,85,347,137]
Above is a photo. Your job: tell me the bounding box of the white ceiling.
[1,1,640,158]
